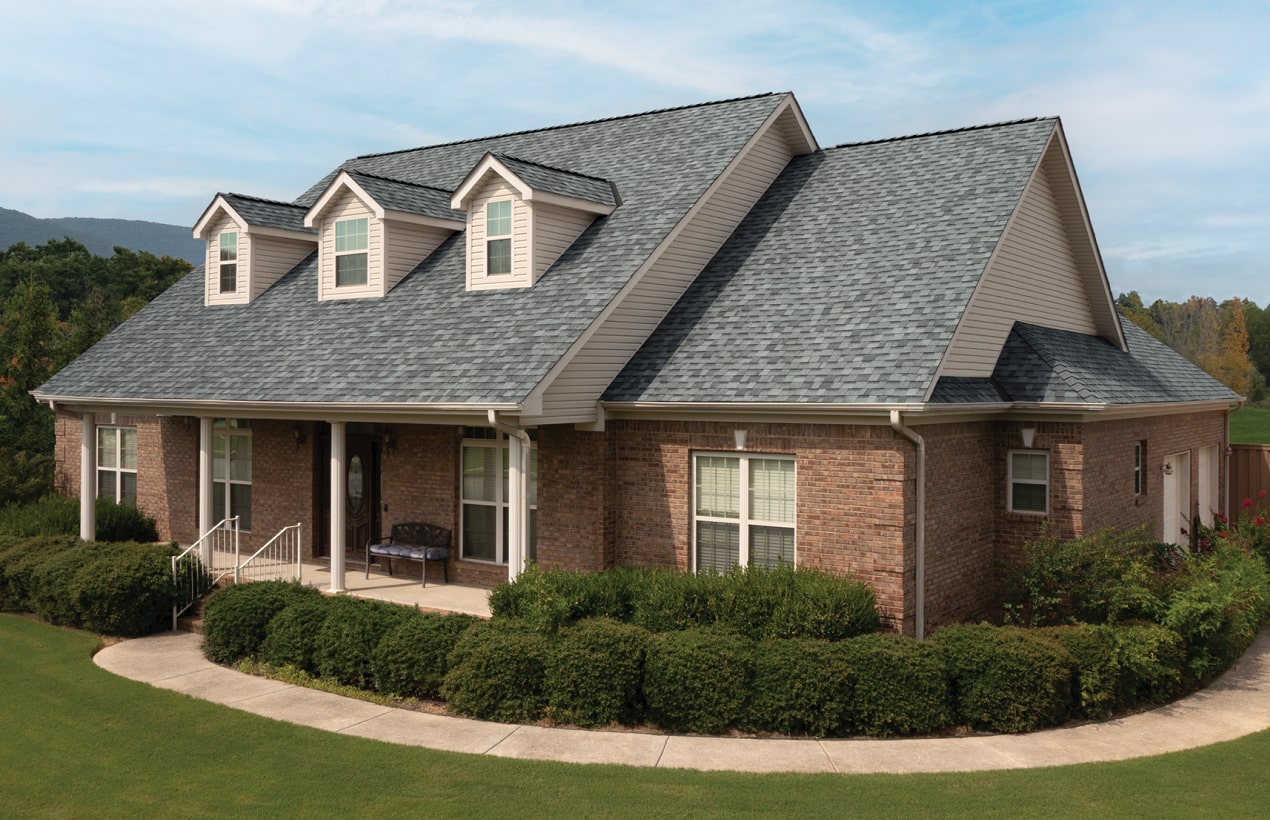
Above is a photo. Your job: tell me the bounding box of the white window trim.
[1134,440,1146,496]
[460,431,537,565]
[334,217,369,287]
[485,199,512,276]
[1007,448,1049,515]
[218,231,238,294]
[692,451,796,572]
[96,425,137,505]
[213,419,252,531]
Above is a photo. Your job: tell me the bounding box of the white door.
[1197,445,1219,527]
[1162,451,1191,545]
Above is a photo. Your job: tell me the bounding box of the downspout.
[488,410,532,580]
[889,410,926,640]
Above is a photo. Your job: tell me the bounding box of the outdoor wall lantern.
[1021,426,1036,448]
[734,429,747,451]
[1163,462,1174,475]
[384,428,396,453]
[292,423,307,448]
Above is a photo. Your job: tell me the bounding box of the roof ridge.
[342,169,453,194]
[350,92,784,160]
[827,116,1056,150]
[493,152,611,183]
[222,192,306,209]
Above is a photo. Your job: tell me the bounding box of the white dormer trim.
[305,171,466,232]
[192,195,248,237]
[450,154,617,216]
[193,196,316,306]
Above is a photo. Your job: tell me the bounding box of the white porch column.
[329,421,347,593]
[79,412,95,541]
[506,432,528,581]
[198,417,215,565]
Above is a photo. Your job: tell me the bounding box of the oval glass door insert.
[347,455,365,512]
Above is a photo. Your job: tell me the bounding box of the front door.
[315,430,382,558]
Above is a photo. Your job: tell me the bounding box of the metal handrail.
[235,523,302,584]
[171,517,239,629]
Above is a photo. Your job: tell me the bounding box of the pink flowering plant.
[1197,489,1270,560]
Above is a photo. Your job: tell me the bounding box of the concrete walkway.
[94,627,1270,774]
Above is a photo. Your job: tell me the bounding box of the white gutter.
[488,409,532,581]
[889,410,926,640]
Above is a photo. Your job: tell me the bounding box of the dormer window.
[335,218,369,287]
[486,201,512,275]
[218,231,238,293]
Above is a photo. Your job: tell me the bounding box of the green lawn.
[3,613,1269,819]
[1230,405,1270,444]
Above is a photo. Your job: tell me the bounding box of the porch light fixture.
[1163,462,1174,476]
[292,423,307,448]
[384,428,396,453]
[1020,426,1035,449]
[734,429,747,451]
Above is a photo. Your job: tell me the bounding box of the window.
[460,428,536,563]
[486,200,511,275]
[213,419,252,529]
[1134,440,1147,495]
[1008,449,1048,514]
[693,453,795,572]
[97,426,137,504]
[218,231,238,293]
[334,218,369,286]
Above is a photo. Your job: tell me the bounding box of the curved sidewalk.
[94,628,1270,774]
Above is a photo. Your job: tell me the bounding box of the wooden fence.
[1229,444,1270,520]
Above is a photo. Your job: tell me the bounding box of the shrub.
[0,495,157,542]
[202,581,322,664]
[933,624,1075,733]
[754,568,879,641]
[314,597,414,688]
[631,570,728,633]
[26,541,93,625]
[545,617,648,727]
[260,595,336,672]
[643,627,752,734]
[69,543,180,636]
[1111,621,1186,706]
[741,638,853,736]
[94,498,159,543]
[1037,624,1120,719]
[371,611,479,699]
[840,633,950,737]
[441,620,552,723]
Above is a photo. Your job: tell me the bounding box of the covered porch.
[298,559,492,617]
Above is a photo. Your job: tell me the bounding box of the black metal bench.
[365,521,451,586]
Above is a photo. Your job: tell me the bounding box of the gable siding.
[940,162,1098,377]
[250,235,316,301]
[533,202,595,285]
[205,213,248,306]
[534,118,795,420]
[384,221,452,292]
[466,179,531,290]
[317,193,383,301]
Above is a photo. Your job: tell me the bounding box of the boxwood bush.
[741,637,853,736]
[260,595,336,672]
[545,617,649,727]
[312,597,415,688]
[643,627,753,734]
[201,581,322,664]
[0,495,158,543]
[371,610,480,699]
[441,620,553,723]
[840,633,951,737]
[1111,621,1186,706]
[1038,624,1121,719]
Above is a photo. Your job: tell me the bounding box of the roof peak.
[828,116,1056,150]
[342,168,454,194]
[351,92,785,160]
[220,192,305,209]
[493,152,611,183]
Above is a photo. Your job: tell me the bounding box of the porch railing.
[171,517,239,630]
[235,523,302,584]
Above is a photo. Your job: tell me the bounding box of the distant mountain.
[0,206,202,265]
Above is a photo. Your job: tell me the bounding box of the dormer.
[304,171,465,301]
[192,194,317,306]
[450,153,617,291]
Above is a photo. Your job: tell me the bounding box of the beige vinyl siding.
[384,220,452,291]
[533,202,596,284]
[467,180,530,290]
[533,113,797,421]
[940,158,1099,377]
[317,192,383,301]
[250,235,316,301]
[205,213,247,306]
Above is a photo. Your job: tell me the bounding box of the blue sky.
[2,0,1267,303]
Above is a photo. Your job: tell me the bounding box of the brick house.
[35,93,1239,635]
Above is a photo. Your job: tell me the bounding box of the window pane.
[750,526,794,569]
[97,470,116,501]
[1012,483,1047,512]
[487,238,511,275]
[336,253,368,286]
[750,458,794,523]
[220,263,237,293]
[696,521,739,573]
[98,427,117,469]
[229,435,251,481]
[335,218,368,251]
[462,504,497,561]
[463,446,498,502]
[1012,452,1047,481]
[528,449,538,507]
[220,232,237,261]
[487,200,511,236]
[120,429,138,470]
[213,481,226,523]
[119,472,138,506]
[696,456,739,518]
[213,434,226,481]
[231,483,252,530]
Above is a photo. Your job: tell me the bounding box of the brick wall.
[536,425,612,572]
[379,424,466,579]
[994,421,1085,566]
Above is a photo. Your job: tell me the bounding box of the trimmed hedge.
[841,634,951,737]
[741,638,853,736]
[1039,624,1120,719]
[315,597,415,688]
[545,617,648,727]
[1111,621,1186,706]
[372,610,480,699]
[0,495,158,543]
[441,620,552,723]
[260,595,335,673]
[201,581,322,664]
[643,627,753,734]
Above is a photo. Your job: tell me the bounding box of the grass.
[1230,405,1270,444]
[3,613,1269,818]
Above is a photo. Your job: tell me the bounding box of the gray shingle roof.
[604,118,1058,404]
[221,193,313,234]
[343,171,465,223]
[39,94,786,406]
[493,154,617,207]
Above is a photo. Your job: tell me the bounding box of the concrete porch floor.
[299,559,492,618]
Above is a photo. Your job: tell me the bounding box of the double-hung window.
[213,419,252,530]
[1134,440,1147,496]
[97,426,137,505]
[486,200,511,275]
[218,231,238,293]
[693,453,795,572]
[460,428,536,563]
[1008,449,1049,514]
[334,217,369,286]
